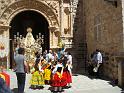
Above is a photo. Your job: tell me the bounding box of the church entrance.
[9,10,49,69]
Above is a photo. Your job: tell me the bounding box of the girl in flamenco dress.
[30,55,45,89]
[51,60,67,92]
[65,52,72,88]
[43,60,52,85]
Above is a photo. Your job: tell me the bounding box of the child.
[51,60,67,92]
[30,54,44,89]
[44,62,52,85]
[63,65,72,88]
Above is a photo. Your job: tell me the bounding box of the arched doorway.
[9,10,49,68]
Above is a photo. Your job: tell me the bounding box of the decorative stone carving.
[0,0,11,10]
[0,0,73,69]
[49,26,58,33]
[72,0,79,17]
[64,28,70,34]
[44,1,59,15]
[54,31,61,37]
[0,0,73,45]
[0,0,59,27]
[64,7,70,15]
[0,19,10,69]
[0,19,9,26]
[6,8,13,14]
[1,3,7,10]
[1,0,5,3]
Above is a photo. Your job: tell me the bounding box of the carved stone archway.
[0,0,60,69]
[0,0,60,49]
[0,0,59,28]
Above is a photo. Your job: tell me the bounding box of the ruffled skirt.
[51,72,67,87]
[30,71,44,86]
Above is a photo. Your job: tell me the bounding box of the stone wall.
[73,0,124,80]
[83,0,123,79]
[73,0,87,73]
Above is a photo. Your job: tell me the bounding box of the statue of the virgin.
[24,27,35,47]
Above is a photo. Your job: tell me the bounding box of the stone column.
[70,0,73,36]
[49,27,59,48]
[0,22,10,70]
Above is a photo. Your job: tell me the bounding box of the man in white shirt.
[93,49,103,78]
[97,51,102,64]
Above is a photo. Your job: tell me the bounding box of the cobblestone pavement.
[7,71,122,93]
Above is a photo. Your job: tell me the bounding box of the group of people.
[88,49,103,78]
[14,47,73,93]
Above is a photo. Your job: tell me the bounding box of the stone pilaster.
[60,0,64,36]
[0,21,10,69]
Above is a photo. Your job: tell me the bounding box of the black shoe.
[58,89,64,92]
[51,90,58,93]
[63,86,68,89]
[30,85,37,89]
[38,86,44,89]
[67,86,72,88]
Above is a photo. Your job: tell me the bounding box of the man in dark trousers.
[14,48,29,93]
[93,49,103,78]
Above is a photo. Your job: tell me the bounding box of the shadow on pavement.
[121,91,124,93]
[48,86,53,91]
[48,86,64,93]
[73,68,115,85]
[108,79,118,87]
[121,89,124,93]
[11,88,18,93]
[85,72,120,89]
[72,74,78,76]
[121,87,124,93]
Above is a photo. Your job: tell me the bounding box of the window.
[94,14,102,41]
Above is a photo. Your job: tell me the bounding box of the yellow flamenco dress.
[44,64,52,84]
[44,64,51,80]
[30,70,44,89]
[44,68,51,81]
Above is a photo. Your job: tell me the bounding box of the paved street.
[7,71,122,93]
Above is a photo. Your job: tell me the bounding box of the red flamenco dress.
[51,67,67,87]
[51,72,67,87]
[63,67,72,84]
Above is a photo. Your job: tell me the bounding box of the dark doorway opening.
[9,10,49,69]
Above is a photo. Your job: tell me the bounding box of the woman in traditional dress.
[43,59,52,85]
[51,60,67,92]
[65,52,72,88]
[63,65,72,88]
[30,54,44,89]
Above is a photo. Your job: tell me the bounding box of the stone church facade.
[0,0,75,69]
